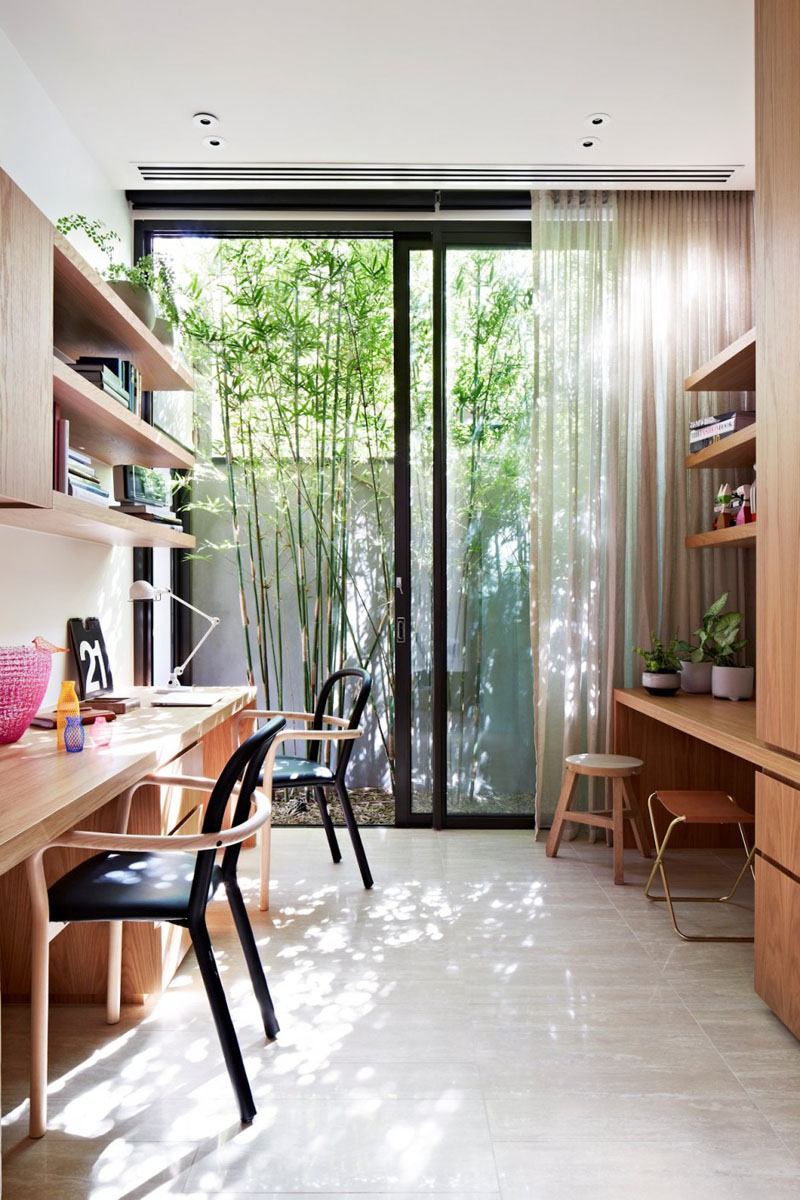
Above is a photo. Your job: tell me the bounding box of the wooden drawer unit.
[755,856,800,1037]
[756,773,800,876]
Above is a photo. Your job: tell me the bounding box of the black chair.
[25,716,286,1138]
[240,669,373,908]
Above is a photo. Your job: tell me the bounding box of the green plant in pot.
[676,592,730,694]
[57,215,178,339]
[634,632,682,696]
[707,607,753,701]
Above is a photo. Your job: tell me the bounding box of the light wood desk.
[0,686,254,1002]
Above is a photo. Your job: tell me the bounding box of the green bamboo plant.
[181,237,396,781]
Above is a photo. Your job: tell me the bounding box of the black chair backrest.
[308,668,371,782]
[189,716,286,919]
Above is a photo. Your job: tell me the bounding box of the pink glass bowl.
[0,645,52,745]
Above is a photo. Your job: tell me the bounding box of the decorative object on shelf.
[0,638,66,745]
[750,471,757,521]
[677,593,730,694]
[56,680,81,749]
[55,215,179,336]
[89,715,113,747]
[128,579,220,688]
[634,632,682,696]
[732,483,753,525]
[66,618,113,701]
[713,482,733,530]
[63,714,85,753]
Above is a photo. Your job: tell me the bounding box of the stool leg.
[546,769,579,858]
[622,776,651,859]
[611,778,625,884]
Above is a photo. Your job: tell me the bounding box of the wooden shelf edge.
[685,423,757,470]
[53,232,194,392]
[0,492,195,549]
[685,524,757,549]
[53,357,195,469]
[684,327,756,392]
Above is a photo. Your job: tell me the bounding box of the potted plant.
[707,608,753,700]
[56,214,178,337]
[634,632,682,696]
[676,592,729,694]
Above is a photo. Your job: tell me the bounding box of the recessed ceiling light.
[203,135,226,149]
[580,137,600,149]
[193,112,219,129]
[585,112,611,129]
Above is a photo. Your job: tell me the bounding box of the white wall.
[0,26,135,704]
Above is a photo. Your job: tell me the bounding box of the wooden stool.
[545,753,651,884]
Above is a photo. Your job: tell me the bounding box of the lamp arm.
[167,593,221,684]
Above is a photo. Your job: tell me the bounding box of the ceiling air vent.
[135,162,740,186]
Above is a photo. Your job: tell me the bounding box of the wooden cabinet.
[0,170,53,508]
[0,170,196,549]
[756,0,800,756]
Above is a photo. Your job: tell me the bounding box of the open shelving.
[685,523,757,550]
[0,491,194,548]
[684,327,756,392]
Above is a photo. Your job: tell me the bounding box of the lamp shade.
[129,580,160,602]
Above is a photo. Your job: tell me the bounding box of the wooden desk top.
[0,687,254,876]
[614,688,800,787]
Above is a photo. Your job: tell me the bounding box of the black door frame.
[134,214,533,828]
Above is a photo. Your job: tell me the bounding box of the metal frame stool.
[545,753,651,884]
[644,790,755,942]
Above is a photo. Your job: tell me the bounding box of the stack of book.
[67,449,111,506]
[69,357,143,414]
[116,502,183,527]
[689,410,756,452]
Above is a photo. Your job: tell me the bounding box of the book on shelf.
[689,411,756,450]
[54,411,69,493]
[68,479,111,506]
[68,465,102,487]
[74,357,142,413]
[70,364,132,407]
[68,447,93,467]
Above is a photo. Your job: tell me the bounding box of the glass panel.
[445,248,535,816]
[409,249,434,815]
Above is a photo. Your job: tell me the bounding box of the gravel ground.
[272,787,395,826]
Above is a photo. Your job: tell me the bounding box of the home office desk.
[0,686,254,1002]
[612,688,800,845]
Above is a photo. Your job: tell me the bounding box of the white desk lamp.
[129,579,220,689]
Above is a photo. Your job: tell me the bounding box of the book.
[69,480,111,506]
[68,466,102,487]
[689,411,755,446]
[689,410,740,431]
[70,364,131,406]
[68,447,93,467]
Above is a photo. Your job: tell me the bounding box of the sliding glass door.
[395,234,536,826]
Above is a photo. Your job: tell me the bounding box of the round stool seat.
[565,753,643,778]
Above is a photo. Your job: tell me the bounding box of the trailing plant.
[56,213,179,326]
[634,632,682,673]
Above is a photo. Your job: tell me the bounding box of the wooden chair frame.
[26,728,284,1139]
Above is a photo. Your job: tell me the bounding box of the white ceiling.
[0,0,755,190]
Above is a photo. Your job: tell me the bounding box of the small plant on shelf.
[676,592,728,693]
[633,631,682,696]
[56,214,179,339]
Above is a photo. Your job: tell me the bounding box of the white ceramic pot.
[108,281,156,330]
[679,661,713,694]
[711,665,754,701]
[642,671,681,697]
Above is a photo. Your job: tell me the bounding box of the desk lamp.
[128,580,220,689]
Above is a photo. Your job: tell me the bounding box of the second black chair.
[239,668,374,908]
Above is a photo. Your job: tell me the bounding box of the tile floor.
[1,829,798,1199]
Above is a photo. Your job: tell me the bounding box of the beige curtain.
[530,190,754,828]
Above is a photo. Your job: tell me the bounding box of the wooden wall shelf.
[53,233,194,393]
[684,327,756,392]
[53,357,195,469]
[685,524,757,550]
[0,492,194,548]
[685,423,757,469]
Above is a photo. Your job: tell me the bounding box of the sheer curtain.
[530,190,754,828]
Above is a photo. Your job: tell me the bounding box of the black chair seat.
[48,851,223,923]
[268,755,335,787]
